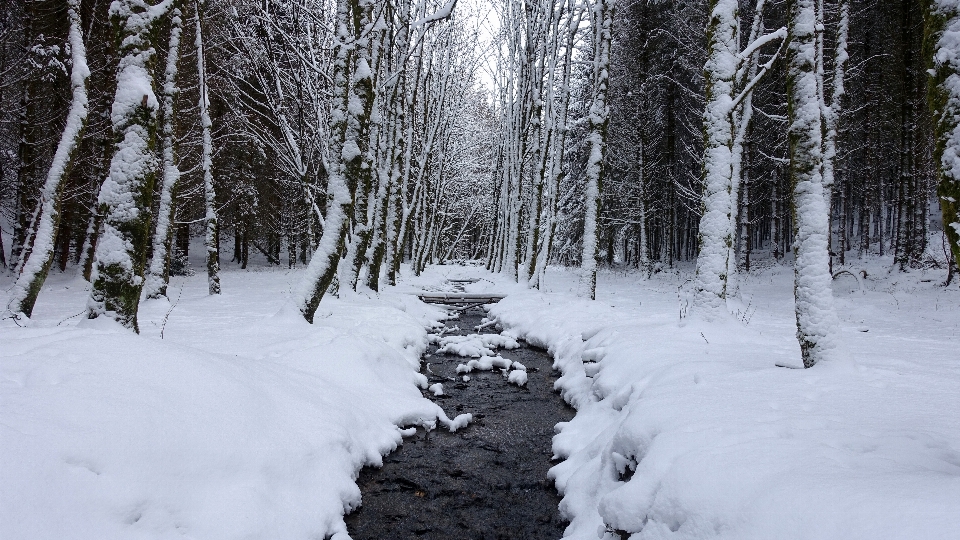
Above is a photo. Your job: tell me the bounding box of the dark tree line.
[594,0,950,276]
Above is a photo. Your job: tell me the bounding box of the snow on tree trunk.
[819,0,847,199]
[926,0,960,271]
[87,0,173,332]
[143,4,183,300]
[298,0,370,322]
[6,0,90,318]
[7,0,90,317]
[787,0,842,367]
[578,0,613,300]
[195,0,219,295]
[693,0,739,316]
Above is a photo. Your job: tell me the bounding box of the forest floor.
[2,255,959,540]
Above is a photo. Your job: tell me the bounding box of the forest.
[2,0,959,344]
[1,0,959,538]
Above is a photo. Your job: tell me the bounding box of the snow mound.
[436,333,520,357]
[507,370,528,386]
[456,355,513,373]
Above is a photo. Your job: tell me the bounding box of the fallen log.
[417,292,506,306]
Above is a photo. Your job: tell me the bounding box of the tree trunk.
[924,0,960,272]
[6,0,89,318]
[578,0,614,300]
[195,0,219,295]
[87,0,171,332]
[692,0,738,315]
[143,3,183,300]
[787,0,842,367]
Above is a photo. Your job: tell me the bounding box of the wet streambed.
[345,307,574,540]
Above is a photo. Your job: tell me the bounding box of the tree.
[7,0,89,317]
[693,0,786,316]
[87,0,174,332]
[786,0,841,367]
[143,2,184,300]
[195,0,220,295]
[578,0,614,300]
[925,0,960,276]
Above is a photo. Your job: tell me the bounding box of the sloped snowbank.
[0,269,464,540]
[486,266,960,540]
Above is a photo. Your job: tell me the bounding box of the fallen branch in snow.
[832,269,865,294]
[160,286,183,339]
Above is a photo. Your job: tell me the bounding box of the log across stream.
[345,307,574,539]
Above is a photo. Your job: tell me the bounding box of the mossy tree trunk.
[87,0,171,332]
[925,0,960,273]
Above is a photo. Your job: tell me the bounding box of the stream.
[345,306,574,540]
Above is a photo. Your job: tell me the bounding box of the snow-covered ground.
[3,258,958,540]
[409,261,960,539]
[1,266,469,540]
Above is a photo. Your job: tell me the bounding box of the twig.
[57,310,86,326]
[160,286,184,339]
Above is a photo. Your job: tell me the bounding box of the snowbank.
[484,264,960,540]
[0,268,457,540]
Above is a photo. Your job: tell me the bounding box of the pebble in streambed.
[345,308,574,540]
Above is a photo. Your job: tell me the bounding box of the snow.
[429,382,445,395]
[507,369,528,386]
[435,332,520,357]
[1,267,464,540]
[455,355,513,373]
[409,262,960,539]
[6,260,957,540]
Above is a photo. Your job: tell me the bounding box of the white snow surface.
[1,267,459,540]
[408,262,960,539]
[6,261,958,540]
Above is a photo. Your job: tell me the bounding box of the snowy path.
[346,307,573,539]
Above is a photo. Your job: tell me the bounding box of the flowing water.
[345,306,574,540]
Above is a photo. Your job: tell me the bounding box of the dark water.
[345,307,575,540]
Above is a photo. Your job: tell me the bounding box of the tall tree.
[87,0,173,331]
[786,0,841,367]
[195,0,220,295]
[143,2,184,300]
[578,0,614,300]
[7,0,89,317]
[925,0,960,275]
